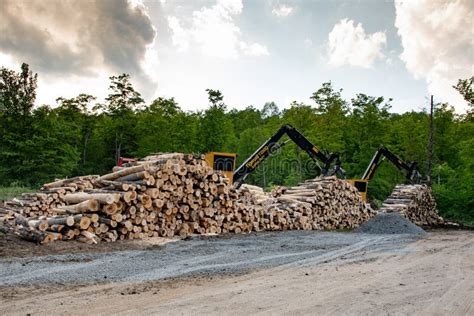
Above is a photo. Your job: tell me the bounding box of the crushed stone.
[355,213,427,235]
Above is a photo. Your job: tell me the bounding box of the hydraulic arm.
[362,145,421,183]
[233,124,344,186]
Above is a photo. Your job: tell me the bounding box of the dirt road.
[1,230,473,315]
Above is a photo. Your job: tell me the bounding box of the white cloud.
[36,71,110,108]
[217,0,243,15]
[395,0,474,112]
[272,4,294,17]
[142,42,160,84]
[304,38,313,48]
[239,42,269,57]
[0,0,158,105]
[167,0,268,59]
[327,19,386,68]
[167,16,191,52]
[0,52,16,69]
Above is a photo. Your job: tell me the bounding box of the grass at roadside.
[0,186,34,201]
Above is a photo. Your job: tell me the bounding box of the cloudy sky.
[0,0,472,113]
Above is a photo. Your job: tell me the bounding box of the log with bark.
[379,184,443,226]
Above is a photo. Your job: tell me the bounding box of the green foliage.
[24,106,81,185]
[100,73,145,165]
[205,89,225,108]
[198,89,235,152]
[0,185,34,201]
[134,97,200,156]
[432,119,474,224]
[0,64,79,186]
[0,64,472,224]
[0,63,37,118]
[102,74,144,115]
[55,94,97,175]
[453,77,473,108]
[433,182,474,225]
[310,82,348,153]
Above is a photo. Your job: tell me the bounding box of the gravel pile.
[355,213,426,235]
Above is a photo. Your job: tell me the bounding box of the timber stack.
[379,184,443,226]
[266,177,374,230]
[1,153,374,244]
[220,178,374,231]
[1,153,245,243]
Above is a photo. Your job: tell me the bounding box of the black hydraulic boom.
[362,145,421,183]
[233,124,344,186]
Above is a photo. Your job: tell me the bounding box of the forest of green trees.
[1,64,473,224]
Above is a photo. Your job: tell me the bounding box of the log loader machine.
[205,124,345,188]
[347,145,421,202]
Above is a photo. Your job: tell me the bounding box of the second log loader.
[348,145,421,202]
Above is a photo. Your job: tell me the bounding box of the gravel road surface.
[2,230,473,315]
[0,231,420,287]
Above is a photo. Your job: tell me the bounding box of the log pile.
[1,153,247,243]
[266,177,375,230]
[379,184,444,226]
[230,178,374,231]
[1,153,375,244]
[4,176,99,218]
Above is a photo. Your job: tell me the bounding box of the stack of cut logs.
[230,178,374,231]
[379,184,444,226]
[267,177,375,230]
[1,153,375,244]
